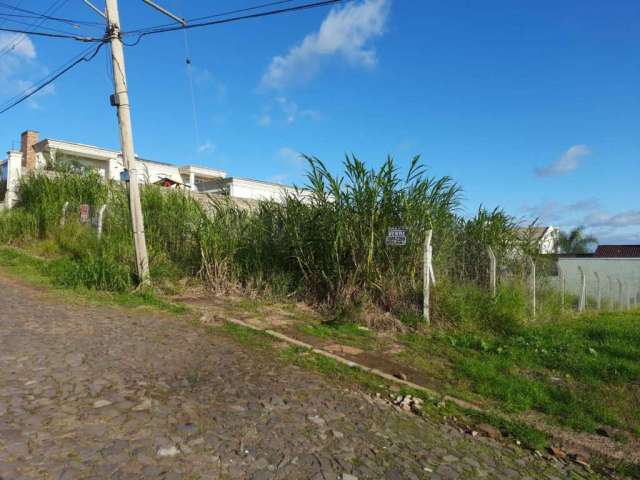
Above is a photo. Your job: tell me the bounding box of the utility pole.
[104,0,150,284]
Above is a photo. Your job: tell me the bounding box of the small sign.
[80,204,90,223]
[119,169,129,183]
[386,226,407,246]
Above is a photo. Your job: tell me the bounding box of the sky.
[0,0,638,244]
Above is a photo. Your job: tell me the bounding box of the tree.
[559,226,597,254]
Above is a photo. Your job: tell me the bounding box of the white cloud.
[197,141,215,154]
[0,33,36,61]
[0,33,58,110]
[260,0,390,89]
[191,66,226,100]
[534,145,590,177]
[278,146,303,165]
[268,173,290,184]
[520,198,640,244]
[522,197,600,224]
[276,96,319,124]
[268,147,308,184]
[256,113,272,127]
[256,97,320,126]
[585,210,640,228]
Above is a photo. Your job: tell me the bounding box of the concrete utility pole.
[105,0,150,284]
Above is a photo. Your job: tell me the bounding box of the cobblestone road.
[0,276,597,479]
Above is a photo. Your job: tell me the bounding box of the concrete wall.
[4,151,22,208]
[557,257,640,304]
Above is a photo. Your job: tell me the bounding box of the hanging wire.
[182,27,200,155]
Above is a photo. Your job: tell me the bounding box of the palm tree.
[559,226,598,254]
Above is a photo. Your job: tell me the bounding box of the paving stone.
[0,276,602,479]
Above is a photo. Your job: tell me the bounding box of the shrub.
[0,209,38,243]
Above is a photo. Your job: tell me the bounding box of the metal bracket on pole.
[83,0,106,18]
[142,0,187,26]
[487,246,496,298]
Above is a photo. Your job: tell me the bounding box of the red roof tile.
[594,245,640,258]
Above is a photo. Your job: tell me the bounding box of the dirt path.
[0,276,597,479]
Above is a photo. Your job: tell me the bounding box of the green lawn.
[399,311,640,434]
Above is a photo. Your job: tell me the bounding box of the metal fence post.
[60,201,69,226]
[578,266,586,312]
[617,279,623,310]
[423,229,433,325]
[97,204,107,239]
[594,271,601,310]
[527,256,536,320]
[487,246,496,297]
[558,265,565,309]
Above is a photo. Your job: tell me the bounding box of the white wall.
[557,257,640,304]
[229,178,294,202]
[4,151,22,208]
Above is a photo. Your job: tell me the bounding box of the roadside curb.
[223,317,484,413]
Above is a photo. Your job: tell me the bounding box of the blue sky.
[0,0,639,243]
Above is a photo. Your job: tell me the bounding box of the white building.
[0,130,299,208]
[518,226,560,254]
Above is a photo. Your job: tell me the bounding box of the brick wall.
[20,130,39,170]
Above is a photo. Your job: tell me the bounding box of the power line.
[0,15,91,35]
[0,0,342,113]
[0,24,100,40]
[0,0,77,58]
[121,0,342,46]
[0,2,103,27]
[0,0,25,28]
[125,0,299,35]
[0,41,105,114]
[0,12,103,28]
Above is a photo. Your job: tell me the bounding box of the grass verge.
[217,319,551,452]
[398,313,640,435]
[0,246,187,314]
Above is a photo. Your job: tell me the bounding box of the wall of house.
[229,178,293,202]
[138,161,182,184]
[3,151,22,208]
[557,257,640,302]
[539,228,559,254]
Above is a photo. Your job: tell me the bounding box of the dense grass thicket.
[0,156,555,328]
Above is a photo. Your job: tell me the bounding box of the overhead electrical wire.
[0,0,25,28]
[0,41,105,114]
[0,0,79,58]
[0,6,103,27]
[121,0,343,46]
[0,15,89,35]
[0,1,102,24]
[125,0,299,35]
[0,25,99,40]
[0,0,343,116]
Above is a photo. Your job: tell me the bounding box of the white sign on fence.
[386,226,407,246]
[79,204,90,223]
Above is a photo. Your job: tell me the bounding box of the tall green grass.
[0,156,549,330]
